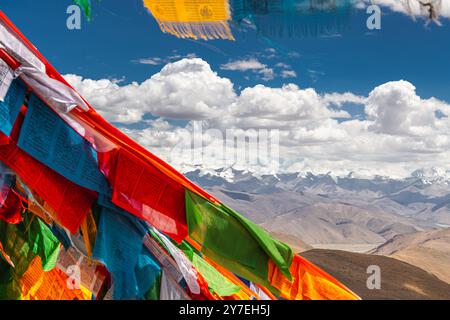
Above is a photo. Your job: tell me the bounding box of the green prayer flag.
[27,216,61,271]
[192,252,241,297]
[0,211,60,275]
[185,190,293,288]
[73,0,92,20]
[222,205,293,280]
[144,273,161,300]
[180,241,241,297]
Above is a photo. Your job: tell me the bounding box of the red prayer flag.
[0,131,96,234]
[101,148,187,243]
[0,185,22,224]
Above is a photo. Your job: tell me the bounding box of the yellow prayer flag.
[143,0,234,40]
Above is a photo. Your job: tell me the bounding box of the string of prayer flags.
[0,11,361,300]
[143,0,353,41]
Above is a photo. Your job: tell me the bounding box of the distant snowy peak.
[411,168,450,185]
[185,167,450,185]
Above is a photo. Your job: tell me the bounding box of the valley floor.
[310,243,382,253]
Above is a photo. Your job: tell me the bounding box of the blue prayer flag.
[17,94,111,194]
[93,205,161,300]
[0,79,26,136]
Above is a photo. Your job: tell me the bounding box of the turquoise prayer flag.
[17,94,111,194]
[93,204,161,300]
[0,79,26,137]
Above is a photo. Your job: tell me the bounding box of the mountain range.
[185,168,450,290]
[185,168,450,245]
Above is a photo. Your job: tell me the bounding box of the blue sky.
[3,0,450,100]
[3,0,450,177]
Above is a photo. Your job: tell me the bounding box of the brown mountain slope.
[371,228,450,284]
[269,231,313,253]
[301,249,450,300]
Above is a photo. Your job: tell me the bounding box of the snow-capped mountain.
[185,168,450,245]
[411,167,450,185]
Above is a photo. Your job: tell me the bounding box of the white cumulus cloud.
[65,58,450,178]
[220,58,275,81]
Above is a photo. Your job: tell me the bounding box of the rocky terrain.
[187,168,450,299]
[372,228,450,284]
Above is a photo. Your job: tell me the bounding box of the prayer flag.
[267,254,359,300]
[0,131,97,234]
[93,204,160,300]
[20,256,92,300]
[0,211,60,275]
[144,0,234,40]
[18,94,110,194]
[106,148,187,243]
[230,0,352,39]
[73,0,92,21]
[0,77,26,137]
[0,169,22,224]
[185,189,293,289]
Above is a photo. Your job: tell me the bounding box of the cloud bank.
[65,58,450,178]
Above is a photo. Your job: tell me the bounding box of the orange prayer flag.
[21,256,91,300]
[268,255,360,300]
